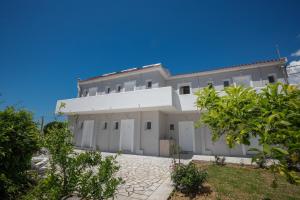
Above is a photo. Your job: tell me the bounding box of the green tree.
[43,121,65,135]
[26,121,123,200]
[0,106,40,199]
[195,83,300,185]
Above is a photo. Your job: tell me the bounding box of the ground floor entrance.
[70,111,260,157]
[178,121,195,152]
[120,119,134,153]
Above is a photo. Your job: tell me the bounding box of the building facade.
[56,58,287,156]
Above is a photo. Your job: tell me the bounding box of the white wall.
[57,86,175,114]
[69,111,161,156]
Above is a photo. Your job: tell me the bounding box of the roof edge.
[78,57,287,84]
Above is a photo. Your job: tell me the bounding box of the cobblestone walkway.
[103,153,174,200]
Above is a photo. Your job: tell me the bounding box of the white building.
[56,58,288,157]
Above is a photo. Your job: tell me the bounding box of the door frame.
[119,119,135,152]
[81,120,95,149]
[178,121,195,152]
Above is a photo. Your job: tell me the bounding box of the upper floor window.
[170,124,175,131]
[223,80,230,87]
[103,122,108,130]
[114,122,119,130]
[106,87,111,94]
[146,121,152,130]
[146,80,152,89]
[179,85,190,95]
[116,85,122,93]
[268,75,276,83]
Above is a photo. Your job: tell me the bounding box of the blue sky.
[0,0,299,122]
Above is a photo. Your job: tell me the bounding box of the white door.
[120,119,134,152]
[179,121,195,152]
[124,81,136,92]
[81,120,94,148]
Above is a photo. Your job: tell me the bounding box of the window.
[268,75,275,83]
[223,80,230,87]
[146,81,152,89]
[179,86,190,95]
[170,124,175,131]
[117,85,122,92]
[146,121,152,130]
[103,122,108,130]
[114,122,119,130]
[106,87,111,94]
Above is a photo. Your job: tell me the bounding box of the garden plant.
[25,121,123,200]
[0,106,40,199]
[195,82,300,186]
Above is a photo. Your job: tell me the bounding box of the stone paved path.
[101,153,177,200]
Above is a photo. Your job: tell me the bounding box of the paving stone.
[130,193,148,200]
[95,152,190,200]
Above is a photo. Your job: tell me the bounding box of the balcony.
[56,86,178,114]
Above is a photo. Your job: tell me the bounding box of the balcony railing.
[56,86,268,115]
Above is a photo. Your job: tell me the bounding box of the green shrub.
[0,106,40,199]
[171,162,208,194]
[42,121,65,135]
[25,121,123,200]
[195,83,300,185]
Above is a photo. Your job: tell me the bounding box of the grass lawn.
[169,161,300,200]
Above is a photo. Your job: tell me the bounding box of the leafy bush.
[0,106,40,199]
[195,83,300,185]
[25,121,123,200]
[42,121,65,135]
[171,162,208,194]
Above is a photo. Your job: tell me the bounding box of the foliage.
[0,106,40,199]
[248,145,270,168]
[171,162,208,194]
[195,83,300,185]
[43,121,65,135]
[25,121,123,200]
